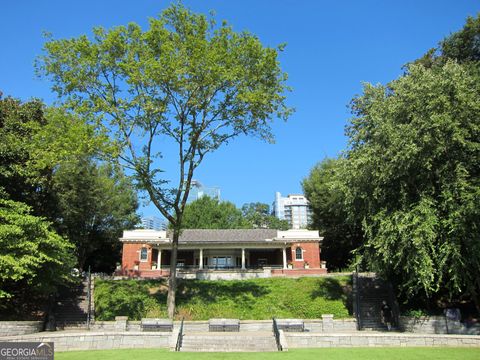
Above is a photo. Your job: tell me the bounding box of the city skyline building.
[273,192,312,230]
[187,180,221,203]
[140,216,165,231]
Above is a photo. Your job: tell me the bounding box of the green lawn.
[56,348,480,360]
[94,276,352,320]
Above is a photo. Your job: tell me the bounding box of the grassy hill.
[94,276,352,320]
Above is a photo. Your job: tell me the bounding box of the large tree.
[345,61,480,308]
[38,4,292,317]
[302,158,363,270]
[52,158,139,272]
[0,96,139,272]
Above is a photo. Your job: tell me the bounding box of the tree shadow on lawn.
[310,277,353,315]
[175,280,270,305]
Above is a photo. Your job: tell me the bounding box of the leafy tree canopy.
[241,202,289,230]
[0,96,139,272]
[414,13,480,68]
[53,157,139,272]
[345,61,480,306]
[302,158,363,270]
[181,196,249,229]
[0,199,75,304]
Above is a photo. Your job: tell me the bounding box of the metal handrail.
[387,281,400,329]
[175,317,185,352]
[353,271,362,330]
[86,266,92,329]
[272,317,283,351]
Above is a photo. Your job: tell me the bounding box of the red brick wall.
[122,243,154,272]
[289,242,321,269]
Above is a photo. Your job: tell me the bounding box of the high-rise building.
[140,216,165,231]
[273,192,312,229]
[187,180,221,203]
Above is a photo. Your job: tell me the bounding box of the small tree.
[38,4,292,317]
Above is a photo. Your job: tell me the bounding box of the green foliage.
[37,2,292,229]
[181,196,249,229]
[302,158,363,270]
[52,158,139,271]
[0,97,51,213]
[94,277,351,320]
[402,309,431,318]
[0,199,75,301]
[180,198,289,230]
[415,13,480,68]
[345,61,480,304]
[241,202,289,230]
[0,96,139,273]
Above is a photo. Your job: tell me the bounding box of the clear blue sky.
[1,1,478,217]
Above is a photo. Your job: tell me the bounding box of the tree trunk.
[167,228,179,318]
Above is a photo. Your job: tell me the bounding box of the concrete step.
[180,332,278,352]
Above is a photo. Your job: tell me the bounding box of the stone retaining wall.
[399,316,480,335]
[2,330,479,351]
[285,332,480,348]
[0,322,43,336]
[0,331,171,351]
[88,318,357,333]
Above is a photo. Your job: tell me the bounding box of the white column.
[199,248,203,269]
[157,249,162,270]
[282,247,287,269]
[241,248,246,270]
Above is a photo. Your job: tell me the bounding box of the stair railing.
[86,266,92,329]
[272,317,283,351]
[175,317,185,352]
[353,270,362,330]
[387,281,400,330]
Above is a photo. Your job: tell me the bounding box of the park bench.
[275,319,305,332]
[209,318,240,332]
[140,318,173,332]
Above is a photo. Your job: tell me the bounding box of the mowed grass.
[94,276,352,320]
[56,348,480,360]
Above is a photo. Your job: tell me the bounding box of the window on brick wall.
[140,247,148,262]
[295,247,303,260]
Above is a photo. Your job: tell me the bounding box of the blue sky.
[1,1,478,217]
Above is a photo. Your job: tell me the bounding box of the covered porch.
[149,247,292,271]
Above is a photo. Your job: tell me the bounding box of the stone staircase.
[357,275,395,331]
[179,331,278,352]
[54,278,92,330]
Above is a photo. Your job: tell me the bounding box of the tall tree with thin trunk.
[37,4,292,317]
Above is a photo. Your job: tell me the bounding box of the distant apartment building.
[273,192,312,229]
[140,216,165,231]
[187,180,221,203]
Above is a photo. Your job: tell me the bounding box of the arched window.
[295,247,303,260]
[140,247,148,261]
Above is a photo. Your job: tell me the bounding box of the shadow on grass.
[176,280,270,305]
[310,277,353,315]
